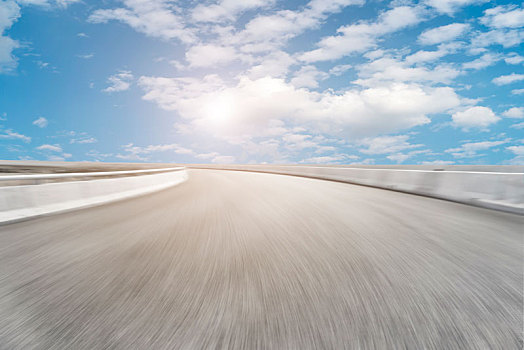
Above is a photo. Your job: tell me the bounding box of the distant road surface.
[0,169,522,349]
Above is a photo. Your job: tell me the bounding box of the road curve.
[0,169,522,349]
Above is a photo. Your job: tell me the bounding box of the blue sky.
[0,0,523,164]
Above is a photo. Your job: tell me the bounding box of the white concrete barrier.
[0,167,188,224]
[192,165,524,215]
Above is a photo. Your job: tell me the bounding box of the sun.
[202,95,235,124]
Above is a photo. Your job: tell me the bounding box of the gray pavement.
[0,169,522,349]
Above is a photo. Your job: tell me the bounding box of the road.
[0,169,522,349]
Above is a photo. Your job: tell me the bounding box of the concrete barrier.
[191,165,524,215]
[0,167,188,224]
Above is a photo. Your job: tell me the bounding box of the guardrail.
[0,167,184,185]
[192,165,524,215]
[0,167,188,224]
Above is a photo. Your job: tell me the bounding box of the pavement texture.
[0,169,522,349]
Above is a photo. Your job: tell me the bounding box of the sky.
[0,0,523,165]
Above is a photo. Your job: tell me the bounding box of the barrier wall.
[0,168,188,224]
[192,165,524,215]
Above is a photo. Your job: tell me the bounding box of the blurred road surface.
[0,169,522,349]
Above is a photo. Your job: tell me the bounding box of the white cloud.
[120,143,194,159]
[511,121,524,129]
[234,0,364,55]
[0,0,20,73]
[88,0,195,43]
[290,65,329,88]
[329,64,352,76]
[420,160,454,165]
[425,0,488,15]
[185,44,244,68]
[299,154,354,164]
[502,107,524,119]
[445,140,507,158]
[246,51,296,79]
[355,55,460,86]
[512,88,524,95]
[103,70,133,93]
[116,142,194,161]
[452,106,500,130]
[506,145,524,164]
[212,155,235,163]
[480,5,524,29]
[139,75,461,140]
[192,0,275,23]
[196,152,219,160]
[70,137,97,144]
[357,135,428,163]
[492,73,524,85]
[387,151,423,163]
[36,144,62,152]
[405,42,461,64]
[418,23,469,45]
[299,6,424,62]
[359,134,422,155]
[282,133,318,150]
[470,29,524,49]
[0,129,31,143]
[32,116,48,128]
[462,53,501,70]
[507,145,524,155]
[504,52,524,65]
[18,0,80,7]
[77,53,94,59]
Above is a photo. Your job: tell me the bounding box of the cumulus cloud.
[470,28,524,50]
[212,155,235,164]
[358,134,422,154]
[445,140,507,158]
[88,0,195,43]
[511,121,524,129]
[492,73,524,85]
[355,55,460,86]
[0,0,21,73]
[405,42,462,64]
[420,160,454,165]
[418,23,469,45]
[506,145,524,164]
[504,52,524,65]
[0,128,31,143]
[480,5,524,29]
[191,0,274,23]
[185,44,246,68]
[233,0,364,55]
[290,65,329,88]
[462,53,501,70]
[300,154,356,164]
[117,143,195,161]
[32,116,48,128]
[70,137,97,144]
[425,0,488,15]
[139,74,461,140]
[502,107,524,119]
[507,145,524,155]
[299,6,424,62]
[452,106,500,130]
[103,70,133,93]
[18,0,80,7]
[36,144,62,152]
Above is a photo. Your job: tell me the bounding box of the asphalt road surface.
[0,169,522,349]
